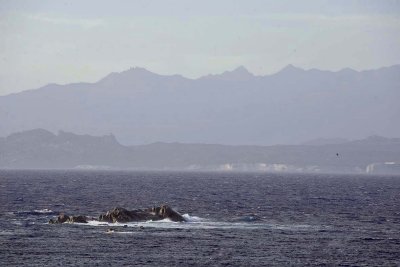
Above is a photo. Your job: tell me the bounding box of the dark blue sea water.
[1,170,399,266]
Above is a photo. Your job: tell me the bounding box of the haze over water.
[1,1,400,266]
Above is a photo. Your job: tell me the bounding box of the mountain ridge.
[0,64,399,145]
[4,64,400,96]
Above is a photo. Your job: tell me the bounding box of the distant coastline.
[1,129,399,174]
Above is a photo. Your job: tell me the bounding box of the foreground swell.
[1,170,400,266]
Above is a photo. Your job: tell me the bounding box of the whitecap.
[33,209,54,214]
[70,216,327,232]
[105,231,137,235]
[182,213,203,222]
[0,231,15,236]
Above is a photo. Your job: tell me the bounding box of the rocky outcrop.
[98,207,149,223]
[152,205,186,222]
[49,214,88,224]
[49,205,185,224]
[98,205,185,223]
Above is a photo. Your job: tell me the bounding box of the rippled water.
[1,170,399,266]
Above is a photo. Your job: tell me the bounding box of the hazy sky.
[1,0,399,95]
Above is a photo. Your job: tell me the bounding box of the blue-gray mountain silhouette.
[0,65,399,145]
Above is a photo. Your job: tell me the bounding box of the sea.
[0,170,399,266]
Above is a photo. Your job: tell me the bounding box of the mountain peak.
[280,64,303,73]
[98,66,159,85]
[124,66,154,75]
[114,66,159,79]
[201,65,254,81]
[232,65,251,74]
[224,65,253,76]
[270,64,305,78]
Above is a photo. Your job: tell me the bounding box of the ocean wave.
[77,215,323,231]
[182,213,203,222]
[33,209,54,214]
[15,209,56,216]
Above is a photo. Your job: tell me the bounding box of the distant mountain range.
[0,65,399,145]
[1,129,399,174]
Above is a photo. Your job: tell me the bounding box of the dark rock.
[150,204,186,222]
[98,205,185,223]
[69,215,88,223]
[98,207,144,223]
[49,214,87,224]
[50,205,186,224]
[49,214,70,224]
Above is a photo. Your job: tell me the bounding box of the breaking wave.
[15,209,56,216]
[77,214,324,231]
